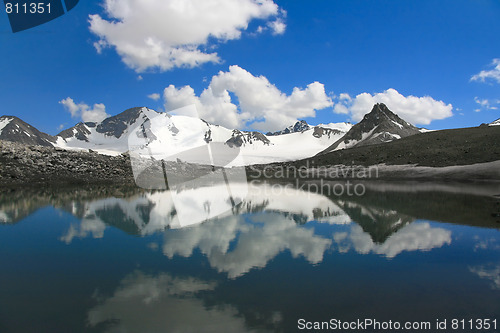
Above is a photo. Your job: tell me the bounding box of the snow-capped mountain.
[56,107,161,154]
[266,120,311,135]
[490,118,500,126]
[316,122,353,133]
[266,120,353,138]
[6,104,434,166]
[0,115,56,147]
[320,103,421,154]
[55,106,350,165]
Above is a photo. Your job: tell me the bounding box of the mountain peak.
[364,103,399,121]
[0,115,56,146]
[371,103,391,114]
[59,107,161,141]
[319,103,420,154]
[360,103,417,130]
[96,107,159,138]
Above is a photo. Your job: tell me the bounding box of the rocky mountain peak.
[58,122,94,142]
[362,103,411,127]
[372,102,391,114]
[58,107,161,143]
[266,120,310,136]
[292,120,310,132]
[0,115,56,147]
[96,107,158,138]
[319,103,421,154]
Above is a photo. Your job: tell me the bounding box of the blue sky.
[1,0,499,135]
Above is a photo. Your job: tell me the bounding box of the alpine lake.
[0,179,499,332]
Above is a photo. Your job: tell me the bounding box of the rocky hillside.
[0,140,134,186]
[245,124,500,181]
[289,125,500,168]
[0,140,227,187]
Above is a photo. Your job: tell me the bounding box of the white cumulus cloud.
[333,88,453,125]
[148,93,161,101]
[471,58,500,84]
[163,65,333,131]
[89,0,286,72]
[268,18,286,35]
[59,97,110,123]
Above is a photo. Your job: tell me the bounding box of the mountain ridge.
[40,107,352,165]
[4,103,496,167]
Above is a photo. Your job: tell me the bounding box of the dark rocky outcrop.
[226,130,270,147]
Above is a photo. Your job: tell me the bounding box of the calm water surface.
[0,181,499,332]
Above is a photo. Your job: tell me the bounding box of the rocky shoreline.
[0,140,135,186]
[2,128,500,188]
[0,140,241,187]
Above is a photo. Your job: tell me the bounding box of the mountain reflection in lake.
[0,181,499,332]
